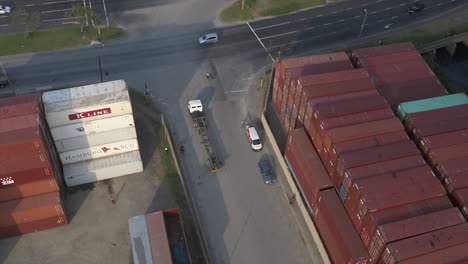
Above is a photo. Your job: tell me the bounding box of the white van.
[246,126,262,151]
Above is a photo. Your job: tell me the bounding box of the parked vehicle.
[0,5,11,14]
[407,3,425,14]
[246,126,263,151]
[0,72,8,88]
[258,159,275,184]
[198,33,219,45]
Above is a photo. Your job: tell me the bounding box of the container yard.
[271,42,468,263]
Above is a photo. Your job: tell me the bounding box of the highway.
[0,0,466,263]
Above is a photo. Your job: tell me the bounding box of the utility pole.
[359,9,368,38]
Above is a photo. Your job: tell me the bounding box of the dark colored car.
[0,74,9,88]
[258,159,275,184]
[408,3,425,14]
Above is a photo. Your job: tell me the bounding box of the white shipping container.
[59,139,140,164]
[64,161,143,186]
[50,114,135,141]
[63,151,142,176]
[45,101,133,128]
[55,127,137,152]
[44,90,130,113]
[42,80,127,104]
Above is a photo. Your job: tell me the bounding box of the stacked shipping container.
[42,80,143,187]
[0,94,67,239]
[276,43,467,263]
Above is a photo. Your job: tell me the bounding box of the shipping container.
[411,115,468,139]
[397,93,468,120]
[64,161,143,186]
[303,89,380,134]
[428,142,468,166]
[346,166,446,229]
[329,131,408,169]
[279,52,350,77]
[352,43,416,60]
[63,151,141,176]
[340,156,427,202]
[42,80,127,104]
[336,140,419,177]
[359,195,453,250]
[419,128,468,154]
[0,129,51,161]
[45,101,133,128]
[313,189,370,264]
[357,51,422,68]
[285,129,333,209]
[54,127,137,152]
[452,188,468,218]
[128,215,153,264]
[0,113,42,133]
[0,178,59,202]
[50,115,135,141]
[369,65,435,88]
[0,93,42,107]
[0,101,41,119]
[368,208,465,263]
[379,223,468,264]
[0,167,54,187]
[405,104,468,127]
[144,211,173,264]
[435,156,468,179]
[0,191,64,227]
[297,69,369,92]
[313,94,388,120]
[323,118,404,153]
[0,153,53,176]
[0,214,67,240]
[444,172,468,194]
[391,242,468,264]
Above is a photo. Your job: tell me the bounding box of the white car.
[0,5,11,14]
[198,33,219,45]
[246,126,262,151]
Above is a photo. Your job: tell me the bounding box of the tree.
[12,10,41,37]
[65,4,99,33]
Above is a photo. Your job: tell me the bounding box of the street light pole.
[359,9,368,38]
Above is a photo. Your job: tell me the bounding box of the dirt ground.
[0,92,203,264]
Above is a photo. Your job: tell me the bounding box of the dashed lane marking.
[253,22,290,30]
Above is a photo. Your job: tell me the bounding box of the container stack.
[399,93,468,220]
[351,42,448,110]
[271,52,357,132]
[42,80,143,187]
[0,94,67,239]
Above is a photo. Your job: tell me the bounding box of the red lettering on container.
[68,108,112,120]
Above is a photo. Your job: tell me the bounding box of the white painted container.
[54,127,137,152]
[42,80,127,104]
[50,114,135,141]
[63,151,142,176]
[46,101,133,128]
[44,90,130,114]
[64,161,143,186]
[59,139,140,164]
[128,215,152,264]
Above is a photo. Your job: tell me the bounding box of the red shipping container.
[0,192,65,227]
[285,129,333,209]
[358,51,422,68]
[443,172,468,194]
[371,69,435,88]
[0,101,42,119]
[0,113,44,134]
[405,104,468,126]
[452,188,468,218]
[359,195,453,250]
[391,242,468,264]
[0,214,68,239]
[0,93,42,107]
[275,89,283,113]
[341,155,427,201]
[313,94,389,120]
[329,131,408,170]
[313,189,370,264]
[368,208,465,263]
[379,223,468,264]
[303,90,379,132]
[0,153,53,177]
[0,178,59,202]
[435,156,468,178]
[346,166,446,230]
[279,52,350,76]
[428,142,468,165]
[412,115,468,139]
[419,128,468,154]
[323,118,404,153]
[0,129,51,161]
[336,140,419,177]
[0,167,55,187]
[352,43,416,60]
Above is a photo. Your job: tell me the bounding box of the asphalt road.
[0,1,467,263]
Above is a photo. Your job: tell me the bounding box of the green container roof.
[398,93,468,116]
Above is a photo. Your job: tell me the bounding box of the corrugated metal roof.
[128,215,153,264]
[397,93,468,120]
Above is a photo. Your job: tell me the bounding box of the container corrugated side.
[0,113,42,133]
[0,153,53,176]
[59,139,140,164]
[54,126,137,152]
[0,214,67,240]
[42,80,127,104]
[45,101,133,128]
[0,191,64,227]
[392,242,468,264]
[0,93,42,107]
[0,101,41,119]
[379,223,468,264]
[144,211,173,264]
[419,128,468,154]
[358,51,422,67]
[312,94,389,120]
[280,52,350,75]
[50,114,135,141]
[44,89,130,114]
[435,156,468,179]
[428,142,468,166]
[396,93,468,120]
[64,161,143,186]
[352,43,416,60]
[63,151,141,176]
[412,115,468,139]
[0,167,54,187]
[128,215,153,264]
[298,68,369,88]
[0,178,59,202]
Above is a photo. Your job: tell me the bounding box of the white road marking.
[42,0,78,5]
[361,3,368,6]
[225,89,248,93]
[261,30,297,40]
[300,18,307,21]
[392,16,398,19]
[346,8,353,10]
[323,23,331,26]
[385,7,391,10]
[331,11,337,14]
[0,24,8,27]
[0,15,8,19]
[377,19,384,23]
[337,19,345,22]
[316,14,323,17]
[384,23,393,28]
[370,11,377,14]
[354,15,362,19]
[377,0,383,2]
[41,9,72,13]
[44,17,79,22]
[254,22,290,30]
[306,26,315,30]
[400,3,406,6]
[245,21,274,62]
[437,2,443,5]
[328,31,336,35]
[26,4,35,7]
